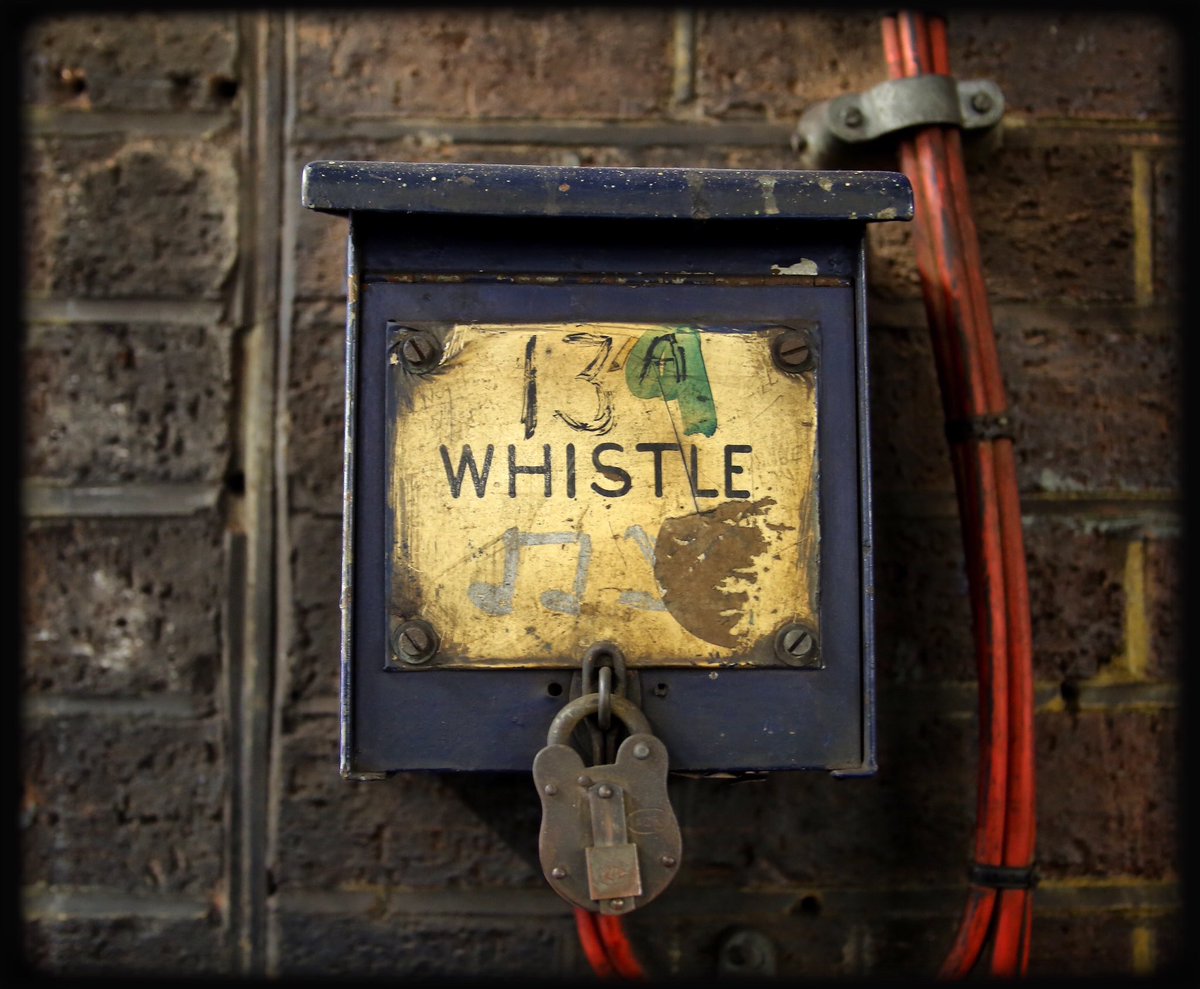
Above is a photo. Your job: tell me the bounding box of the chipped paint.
[770,259,820,276]
[757,175,781,215]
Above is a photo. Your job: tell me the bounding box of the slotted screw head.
[771,329,815,373]
[394,328,441,372]
[390,618,439,665]
[774,623,820,667]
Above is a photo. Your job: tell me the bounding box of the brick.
[24,136,238,299]
[23,914,225,976]
[866,221,922,303]
[23,325,232,485]
[1027,911,1170,977]
[862,304,1180,494]
[857,915,962,977]
[874,516,974,683]
[294,10,673,120]
[20,716,225,894]
[1144,537,1179,680]
[1036,709,1178,880]
[1150,909,1187,976]
[287,301,345,514]
[21,14,238,113]
[695,11,887,121]
[275,909,571,977]
[1024,520,1126,683]
[1152,150,1181,301]
[867,321,956,493]
[670,708,974,889]
[273,721,544,890]
[949,13,1182,121]
[974,145,1135,304]
[22,516,225,700]
[294,200,350,303]
[997,308,1180,492]
[876,517,1137,686]
[868,144,1136,304]
[285,513,342,709]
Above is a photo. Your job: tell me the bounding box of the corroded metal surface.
[387,321,819,668]
[534,698,681,914]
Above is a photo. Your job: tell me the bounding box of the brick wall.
[18,8,1187,978]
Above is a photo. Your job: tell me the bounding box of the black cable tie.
[945,412,1015,444]
[968,862,1038,890]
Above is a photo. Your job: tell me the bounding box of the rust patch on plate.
[654,498,782,649]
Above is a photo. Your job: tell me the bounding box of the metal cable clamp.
[793,74,1004,168]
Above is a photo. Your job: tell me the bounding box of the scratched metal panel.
[386,322,818,668]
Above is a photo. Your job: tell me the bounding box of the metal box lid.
[302,161,913,222]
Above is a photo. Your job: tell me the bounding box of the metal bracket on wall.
[793,75,1004,169]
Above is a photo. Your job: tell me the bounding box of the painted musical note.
[617,524,667,612]
[468,526,593,616]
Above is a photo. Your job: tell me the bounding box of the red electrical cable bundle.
[880,10,1037,978]
[576,908,647,979]
[578,907,652,979]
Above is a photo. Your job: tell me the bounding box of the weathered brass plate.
[387,322,818,667]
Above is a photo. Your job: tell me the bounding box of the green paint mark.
[625,327,717,437]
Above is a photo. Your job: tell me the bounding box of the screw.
[661,855,677,868]
[551,866,567,879]
[652,682,669,698]
[390,619,439,665]
[610,899,626,910]
[841,105,864,128]
[394,328,441,372]
[774,623,820,667]
[577,775,593,788]
[970,91,994,114]
[543,783,559,796]
[597,784,614,799]
[632,742,651,760]
[771,329,815,374]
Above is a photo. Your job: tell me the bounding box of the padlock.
[534,693,682,915]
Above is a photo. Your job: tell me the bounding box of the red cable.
[923,13,1037,977]
[576,907,617,979]
[883,14,1003,977]
[576,908,647,980]
[884,9,1036,979]
[598,914,648,979]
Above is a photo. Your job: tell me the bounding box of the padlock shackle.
[547,694,652,747]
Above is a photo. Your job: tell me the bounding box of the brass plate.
[387,322,818,667]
